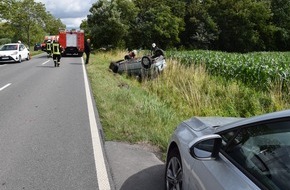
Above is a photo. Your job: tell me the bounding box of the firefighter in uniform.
[46,40,52,57]
[51,40,63,67]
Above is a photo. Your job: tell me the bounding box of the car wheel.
[18,56,22,63]
[165,147,183,190]
[109,62,119,73]
[141,56,152,69]
[26,54,30,60]
[124,55,131,60]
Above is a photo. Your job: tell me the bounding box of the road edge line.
[82,58,111,190]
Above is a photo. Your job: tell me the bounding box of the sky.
[35,0,95,29]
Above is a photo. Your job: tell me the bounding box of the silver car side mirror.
[189,134,222,160]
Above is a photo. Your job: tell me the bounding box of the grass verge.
[86,50,290,159]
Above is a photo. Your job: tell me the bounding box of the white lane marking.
[42,60,50,65]
[0,83,11,91]
[82,58,111,190]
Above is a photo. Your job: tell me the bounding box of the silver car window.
[221,121,290,190]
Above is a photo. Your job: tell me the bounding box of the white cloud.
[62,17,87,29]
[35,0,94,29]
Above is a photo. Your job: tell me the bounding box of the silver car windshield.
[221,120,290,190]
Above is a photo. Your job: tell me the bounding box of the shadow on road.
[69,62,83,65]
[36,65,56,68]
[120,164,165,190]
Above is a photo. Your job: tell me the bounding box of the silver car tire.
[141,56,152,69]
[165,147,183,190]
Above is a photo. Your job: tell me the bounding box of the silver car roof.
[215,109,290,133]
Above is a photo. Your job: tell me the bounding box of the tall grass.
[86,50,290,156]
[87,51,180,153]
[143,58,289,118]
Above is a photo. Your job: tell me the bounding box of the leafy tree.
[132,1,184,49]
[6,0,47,46]
[0,0,65,47]
[43,13,66,36]
[165,0,186,18]
[26,2,45,45]
[114,0,139,49]
[181,0,219,49]
[271,0,290,50]
[87,0,128,48]
[133,0,162,10]
[0,22,14,42]
[209,0,275,52]
[0,0,16,42]
[83,0,290,51]
[0,0,15,21]
[80,19,91,40]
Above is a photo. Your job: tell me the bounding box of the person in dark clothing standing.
[84,38,91,64]
[151,43,158,56]
[151,42,163,58]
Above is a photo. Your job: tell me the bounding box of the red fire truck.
[58,29,85,57]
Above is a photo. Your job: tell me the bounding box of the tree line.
[0,0,65,48]
[81,0,290,53]
[1,0,289,53]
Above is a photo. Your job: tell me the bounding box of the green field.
[167,50,290,92]
[86,50,290,158]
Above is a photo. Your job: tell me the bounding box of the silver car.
[109,49,166,80]
[165,109,290,190]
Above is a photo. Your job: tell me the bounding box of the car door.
[220,119,290,190]
[187,147,259,190]
[19,44,27,60]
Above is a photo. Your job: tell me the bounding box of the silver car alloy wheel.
[141,56,152,69]
[143,58,149,66]
[166,156,183,190]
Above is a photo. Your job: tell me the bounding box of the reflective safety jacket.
[52,43,61,55]
[46,42,51,51]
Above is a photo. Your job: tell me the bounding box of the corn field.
[167,50,290,93]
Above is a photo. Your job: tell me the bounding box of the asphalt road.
[0,53,110,189]
[0,53,165,190]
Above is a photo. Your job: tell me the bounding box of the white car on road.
[0,43,30,63]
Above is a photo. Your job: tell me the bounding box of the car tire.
[141,56,152,69]
[26,54,30,60]
[18,56,22,63]
[109,62,119,73]
[165,147,183,190]
[124,55,131,60]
